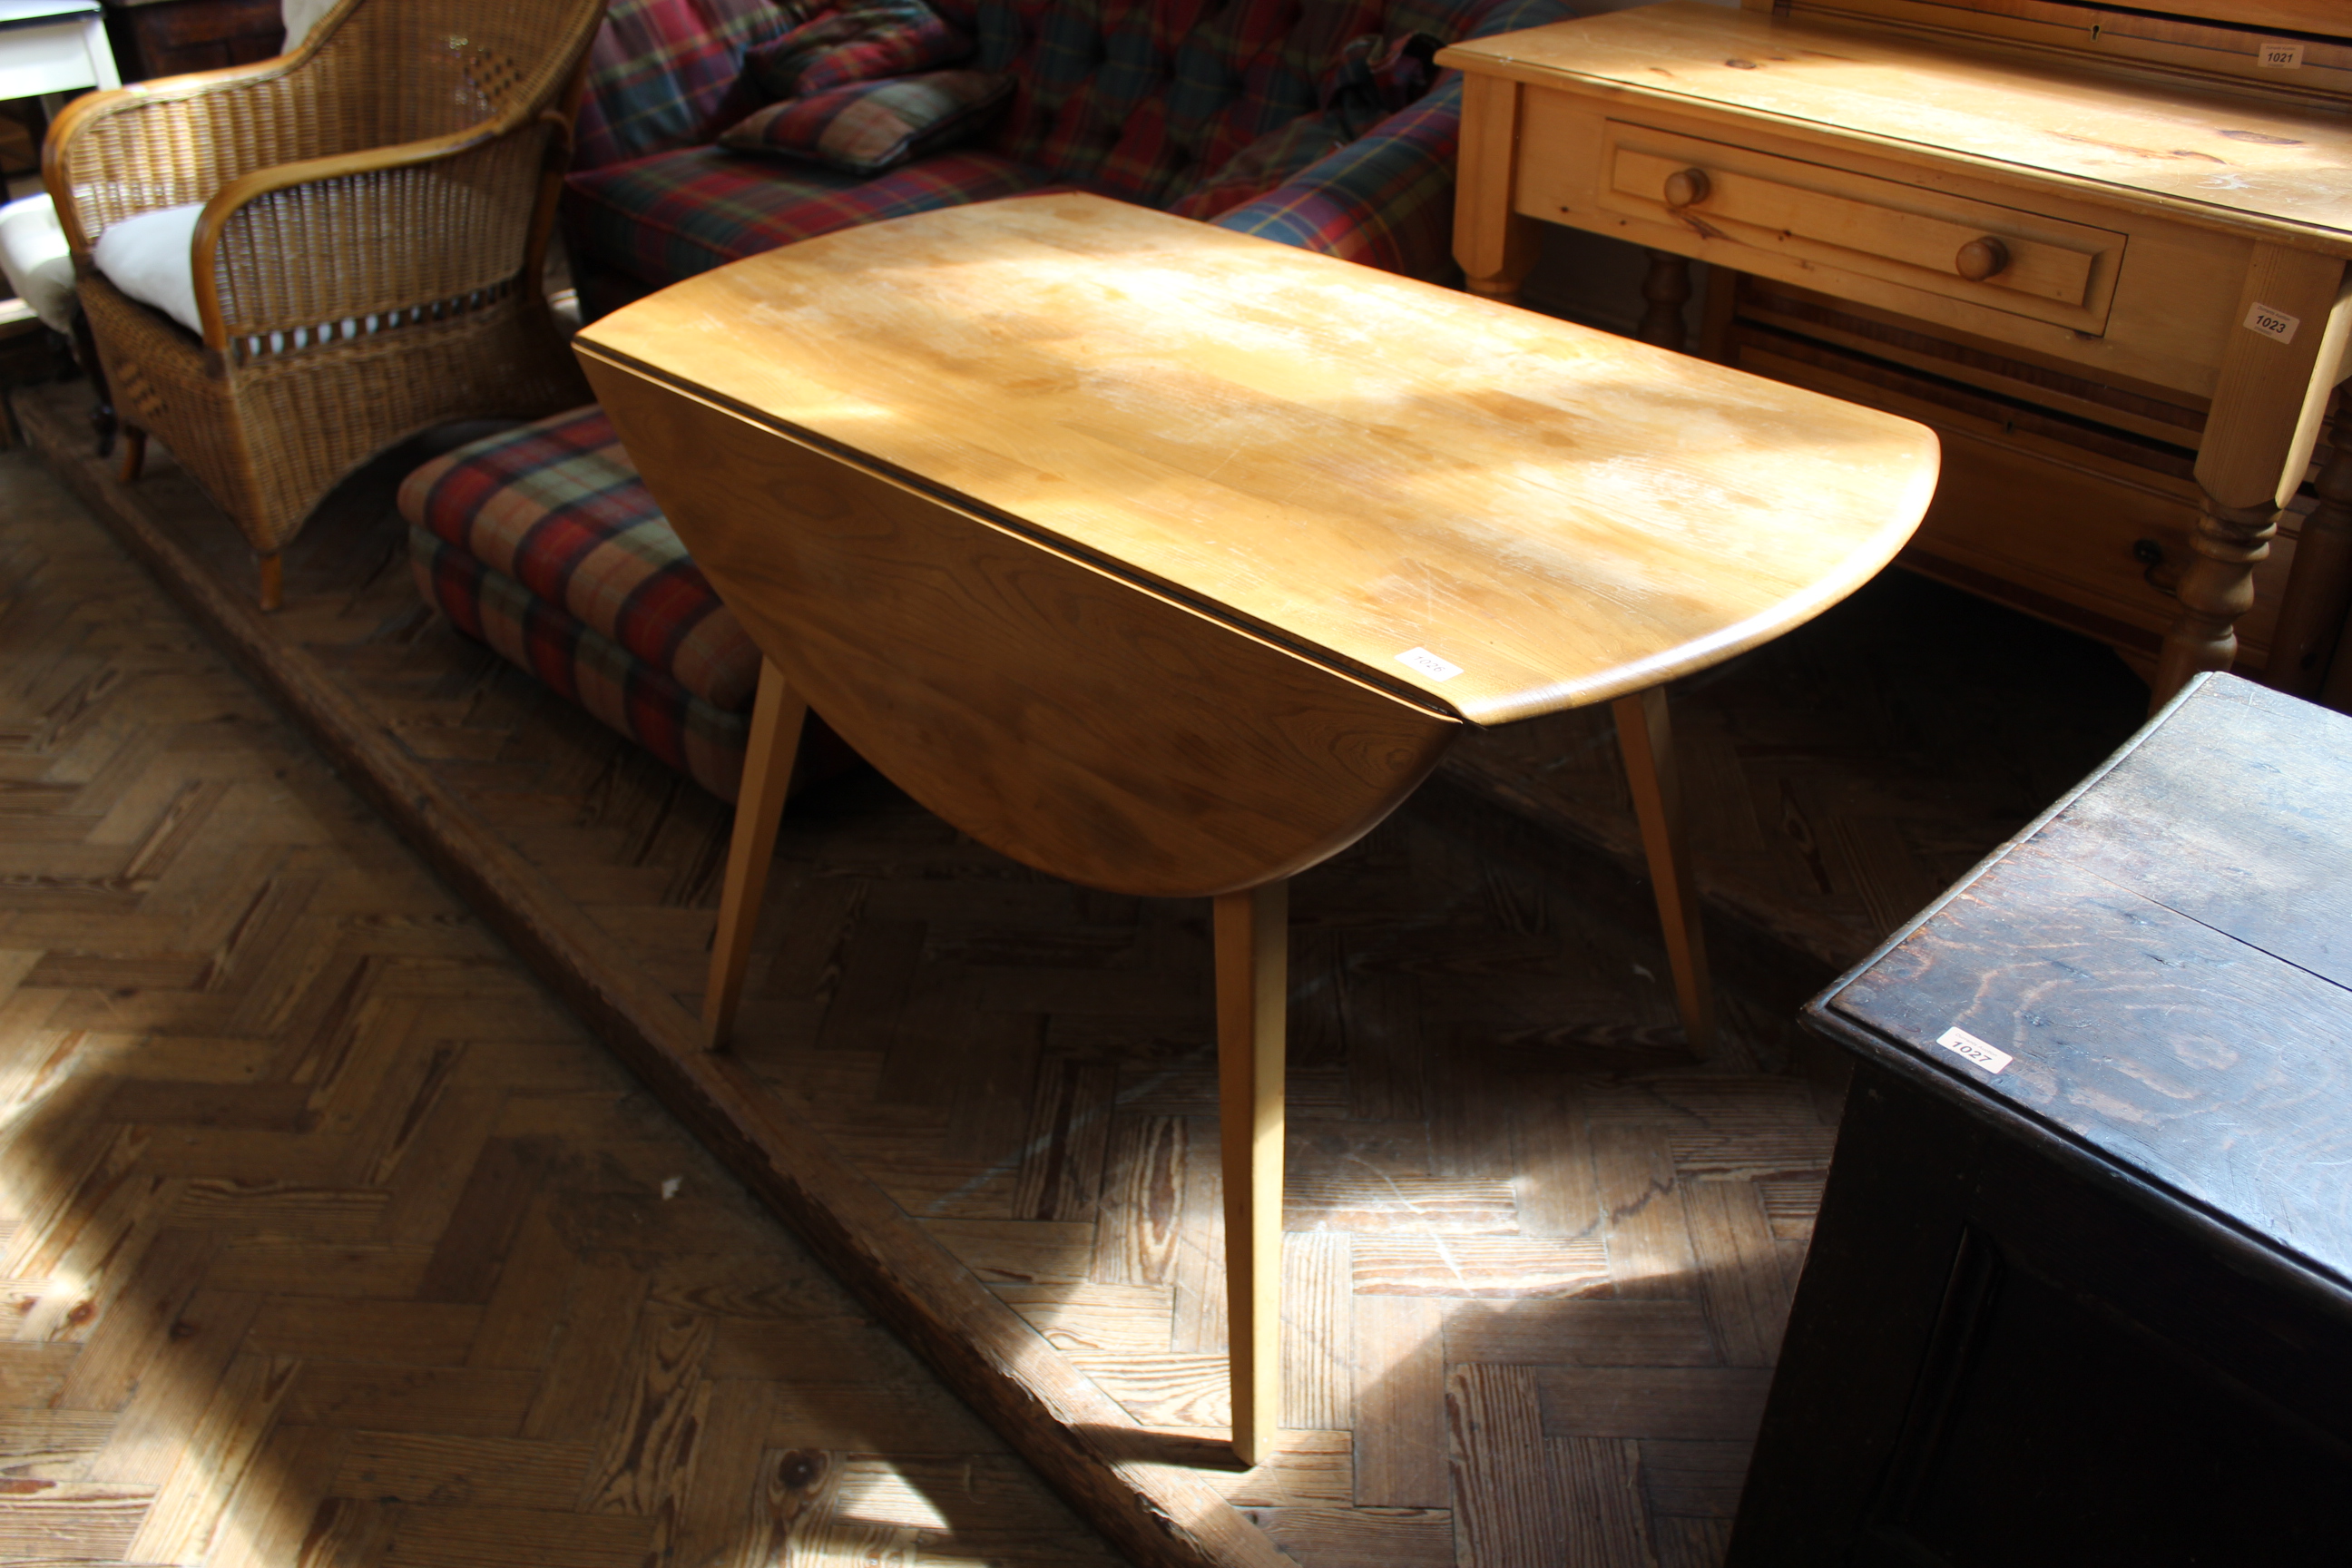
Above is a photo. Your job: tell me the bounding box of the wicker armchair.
[44,0,606,609]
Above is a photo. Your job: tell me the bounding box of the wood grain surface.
[582,362,1459,901]
[577,193,1939,727]
[1447,5,2352,246]
[1830,675,2352,1288]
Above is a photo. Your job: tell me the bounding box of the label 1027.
[1936,1026,2013,1074]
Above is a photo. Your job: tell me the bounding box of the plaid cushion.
[575,0,801,170]
[700,0,980,138]
[567,144,1051,289]
[409,529,750,800]
[396,407,761,714]
[746,1,975,97]
[717,70,1015,176]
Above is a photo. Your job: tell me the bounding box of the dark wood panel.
[1746,672,2352,1565]
[104,0,282,83]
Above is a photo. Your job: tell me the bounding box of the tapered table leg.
[1614,685,1715,1053]
[704,657,807,1048]
[1214,877,1287,1467]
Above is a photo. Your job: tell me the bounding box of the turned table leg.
[1613,685,1715,1053]
[2264,405,2352,698]
[704,657,808,1048]
[1639,250,1694,354]
[2154,247,2352,709]
[1214,877,1287,1468]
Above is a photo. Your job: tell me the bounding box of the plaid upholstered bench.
[406,0,1572,798]
[400,407,762,798]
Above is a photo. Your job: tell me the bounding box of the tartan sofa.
[400,0,1573,799]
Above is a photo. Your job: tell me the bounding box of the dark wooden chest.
[1731,672,2352,1567]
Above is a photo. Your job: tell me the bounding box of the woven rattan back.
[55,0,605,243]
[301,0,604,146]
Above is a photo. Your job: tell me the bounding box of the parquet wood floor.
[5,373,2150,1567]
[0,436,1122,1567]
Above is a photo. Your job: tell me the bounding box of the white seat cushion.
[282,0,335,51]
[91,201,205,337]
[0,193,76,334]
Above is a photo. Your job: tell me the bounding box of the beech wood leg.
[256,552,282,612]
[703,657,807,1048]
[1613,685,1715,1053]
[1214,877,1287,1468]
[117,425,145,485]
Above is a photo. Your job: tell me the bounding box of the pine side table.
[1440,1,2352,710]
[571,192,1939,1464]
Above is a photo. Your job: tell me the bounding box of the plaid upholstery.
[717,70,1015,176]
[1209,76,1459,278]
[1210,0,1577,278]
[573,0,799,169]
[409,529,751,799]
[700,0,980,138]
[745,2,975,96]
[397,408,762,714]
[568,0,1573,292]
[568,144,1049,289]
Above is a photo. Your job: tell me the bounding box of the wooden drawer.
[1729,336,2296,669]
[1600,123,2126,335]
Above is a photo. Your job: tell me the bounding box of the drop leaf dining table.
[571,191,1940,1465]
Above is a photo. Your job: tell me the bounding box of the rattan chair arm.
[42,18,351,256]
[189,119,553,349]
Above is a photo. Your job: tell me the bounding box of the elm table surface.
[571,191,1941,1463]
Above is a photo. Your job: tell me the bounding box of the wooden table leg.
[1214,877,1287,1468]
[1455,73,1537,305]
[2155,246,2352,709]
[2266,405,2352,699]
[703,657,807,1048]
[1613,685,1715,1053]
[1639,250,1694,353]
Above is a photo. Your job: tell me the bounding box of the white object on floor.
[0,193,74,332]
[91,201,206,335]
[0,0,120,100]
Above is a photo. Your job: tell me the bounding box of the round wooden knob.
[1663,168,1711,210]
[1955,237,2010,281]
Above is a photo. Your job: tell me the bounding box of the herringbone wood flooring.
[4,373,2149,1567]
[0,437,1123,1567]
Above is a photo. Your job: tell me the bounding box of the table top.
[1817,673,2352,1291]
[1439,2,2352,250]
[577,193,1937,727]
